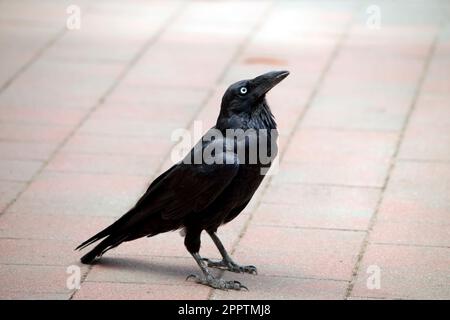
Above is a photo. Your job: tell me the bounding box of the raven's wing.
[126,139,240,223]
[76,136,239,251]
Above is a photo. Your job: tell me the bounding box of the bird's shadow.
[91,256,221,279]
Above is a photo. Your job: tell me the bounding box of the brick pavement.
[0,0,449,299]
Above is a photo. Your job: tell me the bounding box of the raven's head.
[219,70,290,116]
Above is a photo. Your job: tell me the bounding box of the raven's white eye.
[240,87,247,95]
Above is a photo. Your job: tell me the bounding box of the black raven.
[76,70,290,290]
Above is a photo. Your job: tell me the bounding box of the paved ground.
[0,0,449,300]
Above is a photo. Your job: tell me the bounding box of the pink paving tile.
[313,83,415,108]
[0,59,124,109]
[302,93,411,131]
[371,161,450,246]
[0,213,115,241]
[80,3,178,41]
[93,101,199,124]
[326,53,424,84]
[0,23,62,86]
[120,1,269,89]
[253,183,380,230]
[277,128,398,187]
[0,141,56,161]
[173,0,269,32]
[285,129,398,162]
[318,78,417,98]
[0,105,87,126]
[398,126,450,161]
[272,159,391,188]
[0,292,70,300]
[0,264,79,296]
[0,180,25,212]
[78,117,184,138]
[399,94,450,161]
[338,41,430,60]
[376,161,450,223]
[406,93,450,128]
[46,152,163,176]
[350,244,450,299]
[0,0,84,27]
[421,59,450,95]
[233,225,365,281]
[0,159,42,181]
[212,275,347,300]
[105,84,209,108]
[370,221,450,247]
[43,0,180,64]
[0,123,73,143]
[6,171,150,216]
[44,35,143,64]
[346,25,437,46]
[0,238,80,266]
[61,133,174,157]
[122,56,225,90]
[73,281,210,300]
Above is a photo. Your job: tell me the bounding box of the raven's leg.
[202,231,257,275]
[184,228,247,291]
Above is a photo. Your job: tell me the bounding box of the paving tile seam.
[208,0,361,300]
[254,274,350,283]
[0,119,87,127]
[0,18,65,28]
[40,169,162,178]
[0,214,121,219]
[349,296,407,300]
[41,56,130,66]
[0,28,67,92]
[251,224,368,233]
[0,158,46,164]
[108,254,192,260]
[344,22,444,300]
[82,275,349,286]
[0,289,71,295]
[0,138,67,144]
[0,122,72,129]
[396,158,450,164]
[0,262,76,267]
[72,264,93,300]
[42,150,170,157]
[0,236,91,242]
[296,126,401,134]
[0,178,42,184]
[264,182,383,190]
[370,242,450,249]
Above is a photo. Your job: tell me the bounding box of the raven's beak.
[251,70,290,99]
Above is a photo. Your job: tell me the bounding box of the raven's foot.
[201,258,257,275]
[186,274,248,291]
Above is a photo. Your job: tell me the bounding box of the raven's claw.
[186,273,248,291]
[201,258,258,275]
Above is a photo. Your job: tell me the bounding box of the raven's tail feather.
[76,207,139,251]
[75,223,115,251]
[80,235,127,264]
